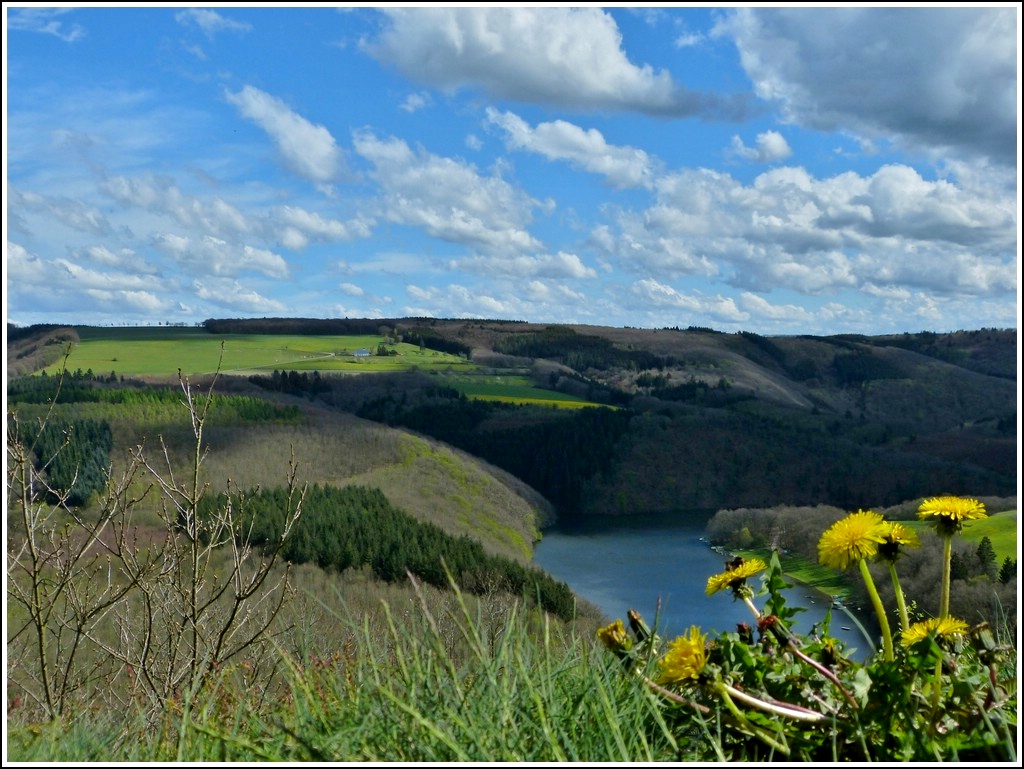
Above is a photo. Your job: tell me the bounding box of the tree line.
[196,483,577,621]
[9,373,303,424]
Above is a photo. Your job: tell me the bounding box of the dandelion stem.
[939,534,952,619]
[887,561,910,633]
[713,680,792,755]
[858,558,893,662]
[759,613,858,711]
[742,594,761,621]
[639,674,710,714]
[930,533,954,711]
[719,680,828,723]
[786,642,857,710]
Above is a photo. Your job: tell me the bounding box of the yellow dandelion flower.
[917,496,987,536]
[900,616,970,647]
[596,619,632,653]
[656,626,707,685]
[705,557,767,596]
[875,521,921,562]
[817,510,887,570]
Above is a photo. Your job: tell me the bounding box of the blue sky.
[4,5,1020,335]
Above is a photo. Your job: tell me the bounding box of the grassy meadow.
[39,326,604,408]
[960,509,1018,561]
[443,372,597,408]
[904,508,1018,562]
[44,326,472,377]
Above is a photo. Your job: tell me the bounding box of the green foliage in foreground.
[8,562,1015,763]
[594,549,1017,762]
[5,582,673,762]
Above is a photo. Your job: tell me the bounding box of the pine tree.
[998,555,1017,585]
[975,536,997,579]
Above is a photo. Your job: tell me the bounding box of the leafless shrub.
[7,359,305,723]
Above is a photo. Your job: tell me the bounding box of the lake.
[534,512,877,660]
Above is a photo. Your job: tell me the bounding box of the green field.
[44,326,472,377]
[960,509,1018,561]
[38,326,602,409]
[442,373,600,409]
[903,509,1017,561]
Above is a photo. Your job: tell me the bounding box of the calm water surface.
[534,513,876,658]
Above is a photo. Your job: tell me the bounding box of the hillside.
[195,385,555,563]
[325,319,1018,518]
[8,320,1016,523]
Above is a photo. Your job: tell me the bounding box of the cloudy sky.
[4,5,1020,335]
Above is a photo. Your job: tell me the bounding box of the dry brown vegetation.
[190,401,551,563]
[6,326,79,379]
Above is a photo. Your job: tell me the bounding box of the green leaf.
[851,667,872,707]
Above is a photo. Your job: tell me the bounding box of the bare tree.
[7,358,305,722]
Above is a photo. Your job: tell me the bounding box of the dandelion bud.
[596,619,633,656]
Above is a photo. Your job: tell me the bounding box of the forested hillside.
[238,318,1015,521]
[9,319,1016,524]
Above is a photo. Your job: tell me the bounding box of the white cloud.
[597,162,1016,297]
[674,32,703,48]
[193,279,286,313]
[100,175,254,238]
[405,283,522,319]
[226,86,343,184]
[629,279,749,323]
[352,130,542,254]
[717,7,1017,165]
[9,185,112,236]
[730,130,792,163]
[77,244,160,275]
[182,42,207,61]
[338,251,436,278]
[340,282,364,296]
[400,92,431,113]
[6,241,48,283]
[98,174,371,253]
[7,240,178,321]
[175,9,251,38]
[522,280,586,304]
[7,241,161,294]
[486,109,657,189]
[152,234,290,279]
[273,206,374,250]
[448,250,597,279]
[367,7,752,118]
[83,288,167,313]
[738,292,814,323]
[7,8,85,42]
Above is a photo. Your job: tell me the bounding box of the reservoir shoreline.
[534,513,877,659]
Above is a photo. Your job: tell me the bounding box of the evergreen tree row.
[14,417,113,507]
[249,369,332,398]
[9,375,302,424]
[196,484,577,621]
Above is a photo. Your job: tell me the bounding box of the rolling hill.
[7,319,1017,523]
